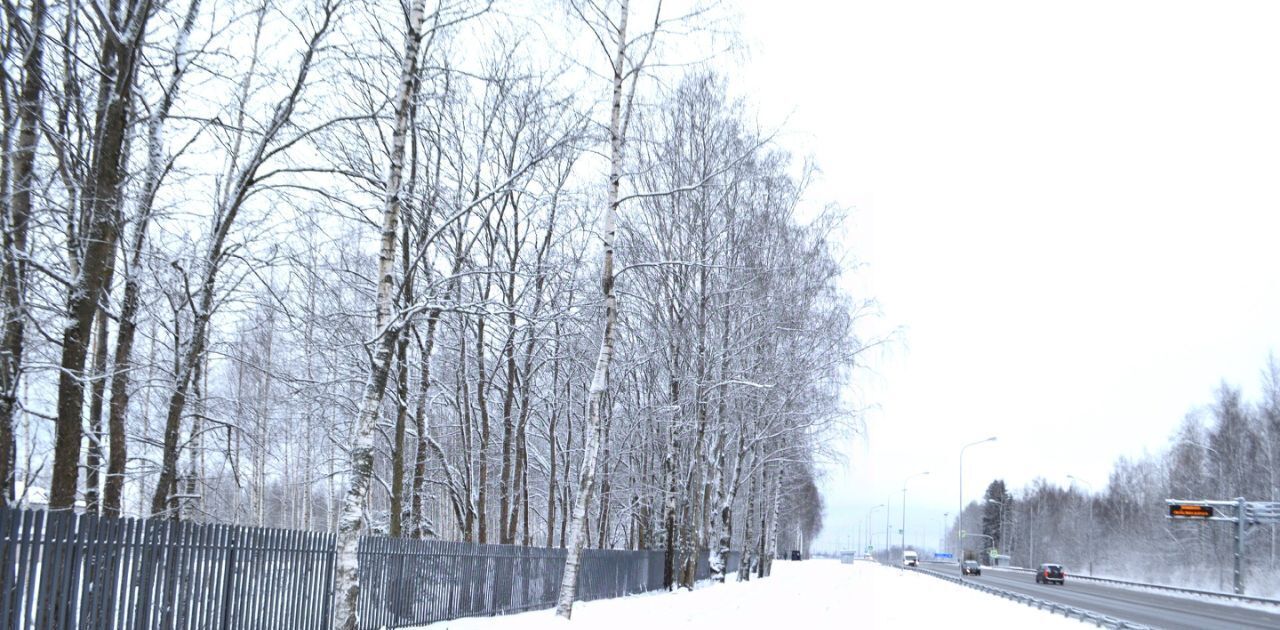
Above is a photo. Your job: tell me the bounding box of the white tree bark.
[555,0,629,618]
[709,432,746,582]
[764,466,782,576]
[331,1,428,628]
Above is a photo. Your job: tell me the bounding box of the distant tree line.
[947,356,1280,596]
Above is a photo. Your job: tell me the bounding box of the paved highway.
[914,563,1280,630]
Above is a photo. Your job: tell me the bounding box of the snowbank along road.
[913,563,1280,629]
[410,559,1091,629]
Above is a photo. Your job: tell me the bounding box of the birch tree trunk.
[555,3,628,616]
[331,2,427,627]
[85,307,113,514]
[473,287,491,543]
[498,252,518,544]
[762,465,782,578]
[545,324,561,548]
[739,448,760,581]
[510,198,557,543]
[409,134,445,540]
[51,0,153,509]
[0,0,47,507]
[710,432,746,582]
[410,305,442,538]
[103,0,202,519]
[390,220,412,538]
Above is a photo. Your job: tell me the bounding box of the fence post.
[220,528,238,630]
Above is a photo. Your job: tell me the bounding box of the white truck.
[903,550,918,567]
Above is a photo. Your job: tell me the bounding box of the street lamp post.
[942,512,950,554]
[1028,494,1044,568]
[959,437,997,561]
[866,504,885,557]
[902,471,930,564]
[987,498,1005,562]
[885,495,892,564]
[1067,474,1094,575]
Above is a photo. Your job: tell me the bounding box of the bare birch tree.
[50,0,156,510]
[331,0,438,625]
[554,0,636,614]
[0,0,47,507]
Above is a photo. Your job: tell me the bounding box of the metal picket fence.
[0,506,337,630]
[357,537,566,628]
[0,505,741,630]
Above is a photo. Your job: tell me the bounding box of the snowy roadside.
[406,559,1090,629]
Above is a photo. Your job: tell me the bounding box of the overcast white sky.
[731,0,1280,551]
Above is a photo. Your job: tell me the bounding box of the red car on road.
[1035,563,1065,585]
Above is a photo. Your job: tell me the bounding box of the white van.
[903,550,918,567]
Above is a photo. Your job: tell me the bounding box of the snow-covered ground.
[408,560,1090,629]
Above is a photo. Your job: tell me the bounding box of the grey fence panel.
[0,507,338,630]
[252,523,332,630]
[579,549,656,602]
[649,550,665,591]
[695,550,711,580]
[354,537,571,629]
[1,505,749,630]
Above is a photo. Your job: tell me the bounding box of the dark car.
[789,550,802,561]
[961,560,981,576]
[1035,563,1065,585]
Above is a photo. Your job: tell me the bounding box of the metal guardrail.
[986,565,1280,607]
[908,566,1152,630]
